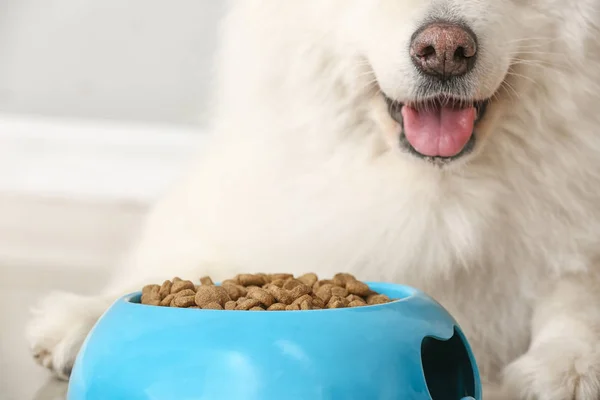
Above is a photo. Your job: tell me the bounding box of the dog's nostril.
[418,45,436,58]
[454,46,468,60]
[410,21,477,79]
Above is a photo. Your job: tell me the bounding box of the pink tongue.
[402,105,476,157]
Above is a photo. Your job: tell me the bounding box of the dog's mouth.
[384,95,489,162]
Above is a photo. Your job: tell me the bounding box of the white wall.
[0,1,229,270]
[0,0,227,126]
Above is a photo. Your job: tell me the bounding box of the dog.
[26,1,600,398]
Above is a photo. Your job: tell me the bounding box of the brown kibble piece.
[222,283,247,301]
[348,297,366,306]
[328,295,348,308]
[141,285,160,302]
[331,286,348,298]
[292,294,313,306]
[160,294,175,306]
[224,301,237,310]
[175,289,196,298]
[270,279,286,288]
[290,284,312,300]
[202,302,224,310]
[285,304,300,311]
[283,279,303,290]
[146,299,161,306]
[311,297,325,309]
[236,284,249,297]
[141,285,160,304]
[171,280,196,294]
[195,285,226,307]
[367,294,391,305]
[200,276,214,286]
[313,279,333,292]
[315,284,333,303]
[346,280,371,296]
[267,303,286,311]
[172,277,182,282]
[248,288,276,307]
[327,299,346,309]
[266,285,294,305]
[333,273,356,287]
[236,298,261,310]
[348,300,366,307]
[237,274,267,287]
[142,284,160,295]
[214,286,232,304]
[269,273,294,281]
[250,306,265,311]
[297,273,318,287]
[173,295,196,308]
[159,280,173,298]
[300,300,312,310]
[257,273,270,281]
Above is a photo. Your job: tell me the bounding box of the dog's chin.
[383,95,491,167]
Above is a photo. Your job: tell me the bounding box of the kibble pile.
[140,273,394,311]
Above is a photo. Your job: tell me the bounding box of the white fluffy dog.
[27,1,600,398]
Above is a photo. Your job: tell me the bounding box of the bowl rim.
[122,281,421,313]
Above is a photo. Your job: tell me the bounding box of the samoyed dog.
[27,1,600,398]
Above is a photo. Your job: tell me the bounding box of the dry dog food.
[140,273,394,311]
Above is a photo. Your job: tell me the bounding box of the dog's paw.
[26,291,109,380]
[503,340,600,400]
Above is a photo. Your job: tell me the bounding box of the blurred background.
[0,2,227,398]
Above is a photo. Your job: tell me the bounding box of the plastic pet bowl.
[67,282,481,400]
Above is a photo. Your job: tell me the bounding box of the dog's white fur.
[27,1,600,398]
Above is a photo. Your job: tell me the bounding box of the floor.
[1,266,102,400]
[0,195,148,400]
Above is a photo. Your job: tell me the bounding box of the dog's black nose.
[410,22,477,79]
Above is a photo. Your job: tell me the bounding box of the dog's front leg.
[503,273,600,400]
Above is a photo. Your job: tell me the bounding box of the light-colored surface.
[0,113,206,202]
[0,112,203,399]
[0,0,227,126]
[0,195,147,400]
[1,266,106,400]
[0,195,147,271]
[0,112,205,269]
[0,2,221,397]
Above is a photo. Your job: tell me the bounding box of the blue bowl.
[67,282,481,400]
